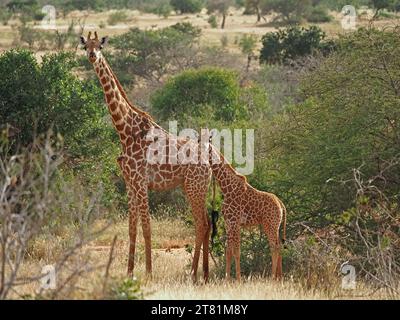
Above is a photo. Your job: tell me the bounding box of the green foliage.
[109,278,143,300]
[151,67,244,122]
[107,10,129,25]
[207,0,234,28]
[307,5,332,22]
[244,0,263,21]
[208,14,218,28]
[170,0,203,13]
[0,50,102,148]
[260,0,313,24]
[63,0,106,11]
[258,28,400,222]
[152,2,173,17]
[238,34,257,55]
[110,23,201,83]
[260,25,334,65]
[317,0,369,11]
[370,0,395,12]
[0,49,124,209]
[0,8,12,25]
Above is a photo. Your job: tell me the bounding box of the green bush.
[0,49,124,209]
[151,67,245,122]
[110,23,201,83]
[107,11,128,25]
[307,5,332,23]
[63,0,105,11]
[238,34,257,55]
[208,14,218,28]
[256,28,400,222]
[0,50,104,148]
[152,2,173,17]
[260,0,313,24]
[170,0,203,13]
[260,25,335,65]
[0,8,12,25]
[108,278,143,300]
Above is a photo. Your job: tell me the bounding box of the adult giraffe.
[80,32,212,281]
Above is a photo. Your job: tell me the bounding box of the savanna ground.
[1,3,400,300]
[12,217,394,300]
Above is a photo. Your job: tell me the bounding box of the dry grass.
[8,216,398,300]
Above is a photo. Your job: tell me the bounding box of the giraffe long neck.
[93,57,146,145]
[93,57,130,134]
[93,56,168,148]
[209,147,247,195]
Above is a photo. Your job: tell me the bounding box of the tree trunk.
[221,13,226,29]
[256,6,261,23]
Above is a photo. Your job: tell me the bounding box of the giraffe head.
[80,31,108,64]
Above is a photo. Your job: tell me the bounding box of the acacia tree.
[245,0,263,22]
[170,0,203,13]
[370,0,395,18]
[207,0,234,29]
[260,0,312,24]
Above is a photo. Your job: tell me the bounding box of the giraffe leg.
[127,194,138,276]
[137,186,152,276]
[141,211,152,277]
[129,181,152,276]
[202,216,211,282]
[276,254,283,280]
[225,245,232,281]
[264,224,281,280]
[271,249,279,280]
[190,207,208,283]
[234,244,241,282]
[226,222,240,281]
[184,177,209,283]
[117,157,139,276]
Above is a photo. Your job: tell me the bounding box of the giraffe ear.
[80,36,86,45]
[100,36,109,49]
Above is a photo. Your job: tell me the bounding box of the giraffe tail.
[210,176,219,247]
[279,199,287,249]
[211,209,219,247]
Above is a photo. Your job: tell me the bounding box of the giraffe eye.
[82,45,87,51]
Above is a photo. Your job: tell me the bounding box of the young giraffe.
[80,32,212,281]
[208,140,287,281]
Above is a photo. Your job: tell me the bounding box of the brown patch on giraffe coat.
[110,102,118,112]
[113,112,122,122]
[106,93,113,103]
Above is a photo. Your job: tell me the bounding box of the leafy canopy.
[260,25,334,64]
[0,49,105,154]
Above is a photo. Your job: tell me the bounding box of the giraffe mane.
[212,147,248,184]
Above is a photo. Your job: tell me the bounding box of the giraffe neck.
[93,56,147,145]
[210,148,247,195]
